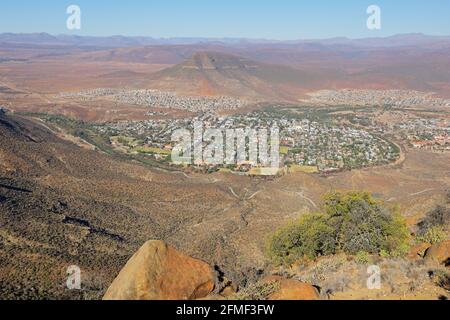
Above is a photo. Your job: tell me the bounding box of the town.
[304,89,450,108]
[395,118,449,151]
[58,88,249,112]
[91,110,401,175]
[348,114,450,152]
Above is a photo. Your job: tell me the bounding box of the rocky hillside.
[0,112,315,299]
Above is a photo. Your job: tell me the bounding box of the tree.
[324,191,409,256]
[267,191,410,265]
[266,213,335,265]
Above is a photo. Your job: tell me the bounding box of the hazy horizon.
[2,1,450,39]
[2,31,450,43]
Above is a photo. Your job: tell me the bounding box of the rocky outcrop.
[103,240,215,300]
[425,240,450,265]
[263,276,320,300]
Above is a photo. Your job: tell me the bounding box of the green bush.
[355,251,372,264]
[417,205,449,240]
[266,213,336,265]
[417,226,447,244]
[267,191,410,265]
[379,249,390,259]
[324,191,410,255]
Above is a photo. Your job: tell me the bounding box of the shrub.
[355,251,372,264]
[232,280,281,300]
[417,226,447,244]
[432,269,450,291]
[267,191,410,265]
[379,249,390,259]
[294,254,348,285]
[417,205,449,238]
[324,191,410,255]
[266,213,336,265]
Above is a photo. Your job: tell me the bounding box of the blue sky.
[1,0,450,39]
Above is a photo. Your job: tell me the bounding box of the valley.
[0,32,449,300]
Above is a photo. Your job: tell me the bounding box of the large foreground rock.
[263,276,320,300]
[103,240,215,300]
[425,240,450,265]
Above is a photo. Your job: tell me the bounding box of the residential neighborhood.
[92,110,401,174]
[59,88,249,112]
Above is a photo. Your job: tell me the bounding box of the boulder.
[263,275,320,300]
[103,240,215,300]
[425,240,450,265]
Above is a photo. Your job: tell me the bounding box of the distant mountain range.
[142,48,450,100]
[1,32,450,48]
[1,32,450,99]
